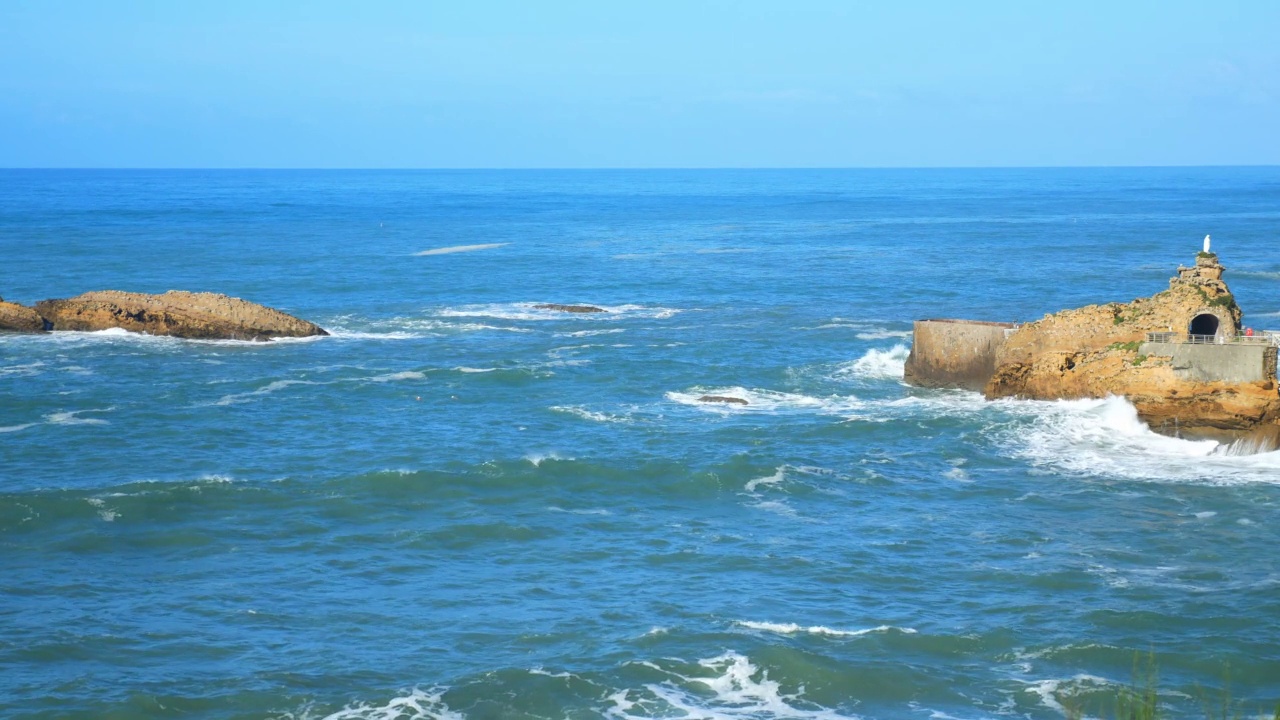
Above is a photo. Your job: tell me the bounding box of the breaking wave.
[833,344,910,381]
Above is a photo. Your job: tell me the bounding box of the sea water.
[2,168,1279,719]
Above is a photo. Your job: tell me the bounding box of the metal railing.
[1146,331,1280,346]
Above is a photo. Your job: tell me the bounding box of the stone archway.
[1189,313,1219,338]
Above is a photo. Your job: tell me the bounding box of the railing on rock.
[1145,331,1280,346]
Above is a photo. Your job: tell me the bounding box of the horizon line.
[2,164,1278,172]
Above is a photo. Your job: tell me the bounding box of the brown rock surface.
[0,301,47,333]
[34,290,328,341]
[984,254,1280,436]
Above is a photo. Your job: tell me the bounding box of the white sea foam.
[606,651,859,720]
[833,344,911,381]
[745,466,787,493]
[326,330,425,341]
[437,302,681,322]
[525,453,573,466]
[557,328,626,338]
[367,371,426,383]
[854,330,913,340]
[298,687,463,720]
[0,361,45,377]
[667,387,864,416]
[414,242,510,256]
[550,405,631,423]
[1000,395,1280,484]
[454,366,497,373]
[735,620,917,638]
[45,408,113,426]
[214,379,321,406]
[1020,674,1116,714]
[86,498,119,522]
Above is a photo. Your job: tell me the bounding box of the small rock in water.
[697,395,749,405]
[534,303,606,313]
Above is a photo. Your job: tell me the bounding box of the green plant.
[1198,251,1218,259]
[1209,294,1236,309]
[1109,341,1143,352]
[1133,354,1148,366]
[1115,652,1161,720]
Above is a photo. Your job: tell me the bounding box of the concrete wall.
[904,319,1015,391]
[1140,341,1277,383]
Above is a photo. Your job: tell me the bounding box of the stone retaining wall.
[903,319,1015,391]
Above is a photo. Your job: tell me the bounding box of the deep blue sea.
[3,168,1280,719]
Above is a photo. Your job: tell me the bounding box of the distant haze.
[1,1,1277,168]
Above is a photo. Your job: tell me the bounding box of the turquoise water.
[2,168,1279,719]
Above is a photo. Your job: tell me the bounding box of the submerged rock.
[697,395,749,405]
[534,303,606,314]
[34,290,328,341]
[0,300,47,333]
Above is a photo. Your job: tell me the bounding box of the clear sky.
[1,1,1276,168]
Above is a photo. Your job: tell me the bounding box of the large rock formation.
[984,253,1280,438]
[34,291,328,341]
[0,298,47,333]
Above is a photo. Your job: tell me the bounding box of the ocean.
[2,168,1279,719]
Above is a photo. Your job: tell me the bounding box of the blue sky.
[1,1,1276,168]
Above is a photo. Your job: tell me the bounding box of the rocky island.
[0,290,327,341]
[905,248,1280,447]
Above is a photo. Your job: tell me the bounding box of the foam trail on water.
[667,387,864,416]
[606,651,860,720]
[414,242,510,256]
[297,687,463,720]
[735,620,918,638]
[366,371,426,383]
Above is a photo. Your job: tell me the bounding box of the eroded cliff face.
[983,254,1280,437]
[34,290,328,341]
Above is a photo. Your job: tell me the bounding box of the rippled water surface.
[2,169,1280,719]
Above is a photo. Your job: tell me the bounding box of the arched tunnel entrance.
[1189,313,1220,338]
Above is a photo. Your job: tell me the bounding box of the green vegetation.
[1133,353,1148,366]
[1109,341,1143,352]
[1209,293,1236,309]
[1057,655,1280,720]
[1198,251,1218,259]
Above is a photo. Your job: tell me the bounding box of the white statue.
[1204,234,1211,253]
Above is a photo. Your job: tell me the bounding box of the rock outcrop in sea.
[0,290,327,341]
[0,296,48,333]
[534,304,607,313]
[906,252,1280,442]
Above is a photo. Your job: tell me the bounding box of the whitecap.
[0,422,38,433]
[745,466,787,493]
[366,371,426,383]
[833,344,910,381]
[735,620,918,638]
[525,453,573,466]
[606,651,859,720]
[854,330,914,340]
[86,498,119,522]
[45,408,113,426]
[666,387,864,416]
[550,405,631,423]
[303,687,462,720]
[414,242,510,256]
[454,367,497,373]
